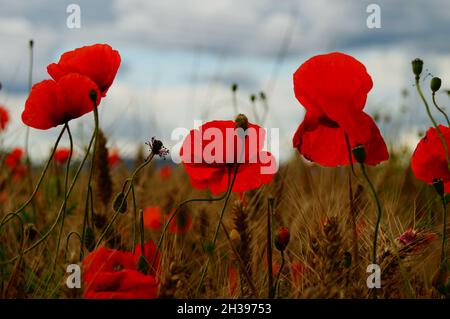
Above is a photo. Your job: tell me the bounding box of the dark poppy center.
[319,115,339,128]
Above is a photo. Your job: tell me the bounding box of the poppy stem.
[273,249,285,298]
[267,197,274,298]
[0,125,66,228]
[24,39,36,222]
[3,214,24,298]
[64,231,83,262]
[80,101,100,257]
[194,165,240,297]
[150,183,231,269]
[359,162,381,299]
[415,78,450,172]
[432,93,450,127]
[344,134,359,265]
[94,154,155,250]
[132,184,138,253]
[52,123,73,273]
[439,195,448,267]
[1,127,96,265]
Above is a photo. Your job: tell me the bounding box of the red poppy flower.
[411,125,450,192]
[47,44,121,96]
[167,208,192,235]
[54,147,71,165]
[5,148,24,169]
[159,165,172,181]
[22,73,101,130]
[83,240,159,299]
[0,105,9,131]
[180,119,276,195]
[108,149,120,168]
[143,206,163,230]
[292,52,389,166]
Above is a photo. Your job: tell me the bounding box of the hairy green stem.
[432,93,450,127]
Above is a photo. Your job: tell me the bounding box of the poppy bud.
[29,39,34,48]
[250,94,256,103]
[343,251,352,269]
[137,255,150,275]
[352,145,366,164]
[259,91,266,100]
[89,89,98,104]
[274,227,290,251]
[230,228,241,245]
[411,58,424,78]
[234,113,249,131]
[231,83,238,92]
[430,77,442,93]
[432,178,444,197]
[84,227,95,252]
[113,192,128,214]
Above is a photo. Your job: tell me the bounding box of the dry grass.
[0,147,447,299]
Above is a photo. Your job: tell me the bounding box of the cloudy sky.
[1,0,450,162]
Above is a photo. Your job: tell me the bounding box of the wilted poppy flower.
[143,206,163,230]
[47,44,121,97]
[108,149,120,168]
[292,52,389,166]
[0,105,9,131]
[411,125,450,192]
[180,118,276,195]
[83,240,159,299]
[22,74,101,130]
[5,148,24,169]
[54,147,71,165]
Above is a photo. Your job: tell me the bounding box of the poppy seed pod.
[89,89,98,104]
[412,58,424,78]
[431,77,442,93]
[234,113,249,131]
[250,94,256,103]
[274,227,290,251]
[352,145,366,164]
[432,178,444,197]
[231,83,238,92]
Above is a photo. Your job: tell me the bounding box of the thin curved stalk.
[1,125,66,228]
[52,123,73,271]
[432,93,450,126]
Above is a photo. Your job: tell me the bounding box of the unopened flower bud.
[137,255,150,275]
[431,77,442,93]
[113,192,128,214]
[343,251,352,269]
[352,145,366,164]
[231,83,238,92]
[274,227,290,251]
[84,227,95,252]
[432,178,444,197]
[411,58,424,78]
[250,94,256,103]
